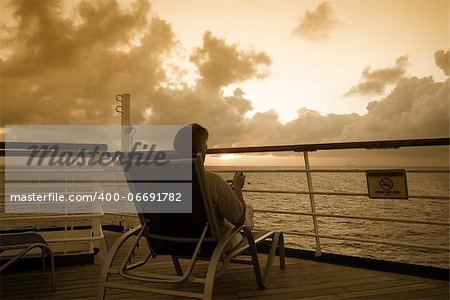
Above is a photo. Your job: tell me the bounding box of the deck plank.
[0,233,448,300]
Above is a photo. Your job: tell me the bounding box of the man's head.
[173,123,209,160]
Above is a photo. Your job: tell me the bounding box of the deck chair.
[0,232,55,291]
[98,155,285,299]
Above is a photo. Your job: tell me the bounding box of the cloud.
[236,72,448,147]
[434,49,449,76]
[242,110,285,145]
[292,2,341,41]
[190,31,271,90]
[0,0,271,137]
[345,56,408,96]
[235,74,449,147]
[282,109,362,143]
[140,86,254,147]
[0,0,447,162]
[1,0,174,125]
[339,77,449,140]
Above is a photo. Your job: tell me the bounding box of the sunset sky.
[0,0,448,165]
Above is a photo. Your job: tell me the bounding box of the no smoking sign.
[366,170,408,199]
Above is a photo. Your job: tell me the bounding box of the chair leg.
[261,232,281,287]
[171,256,183,276]
[242,231,265,289]
[49,248,56,292]
[98,277,107,300]
[41,248,46,271]
[249,249,265,289]
[244,230,285,289]
[39,245,56,291]
[203,238,232,300]
[98,225,142,300]
[278,232,285,270]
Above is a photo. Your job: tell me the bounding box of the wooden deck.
[1,232,448,300]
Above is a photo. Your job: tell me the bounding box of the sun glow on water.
[218,154,241,160]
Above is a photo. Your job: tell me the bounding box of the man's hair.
[173,123,209,157]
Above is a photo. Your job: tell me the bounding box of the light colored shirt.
[204,170,244,236]
[204,170,254,247]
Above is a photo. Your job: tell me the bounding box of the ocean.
[212,168,449,268]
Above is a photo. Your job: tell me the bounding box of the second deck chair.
[98,155,285,299]
[0,232,55,291]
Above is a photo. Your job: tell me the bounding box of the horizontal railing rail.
[287,232,448,251]
[252,209,449,226]
[242,188,449,200]
[214,168,450,173]
[207,137,450,154]
[0,141,108,150]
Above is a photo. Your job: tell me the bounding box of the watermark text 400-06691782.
[5,125,193,214]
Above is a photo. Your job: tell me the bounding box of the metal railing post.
[116,93,132,152]
[303,151,322,256]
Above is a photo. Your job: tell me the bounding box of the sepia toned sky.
[0,0,448,165]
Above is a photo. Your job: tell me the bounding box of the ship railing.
[207,137,450,257]
[1,138,448,263]
[91,137,450,257]
[0,142,109,263]
[94,137,450,258]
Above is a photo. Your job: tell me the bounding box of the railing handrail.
[207,137,450,154]
[0,142,108,151]
[212,168,450,173]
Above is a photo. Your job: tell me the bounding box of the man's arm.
[232,172,247,226]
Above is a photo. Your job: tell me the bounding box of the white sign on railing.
[366,169,408,199]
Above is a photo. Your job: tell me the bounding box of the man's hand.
[232,171,245,190]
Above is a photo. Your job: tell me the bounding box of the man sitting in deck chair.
[99,124,284,300]
[173,123,254,249]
